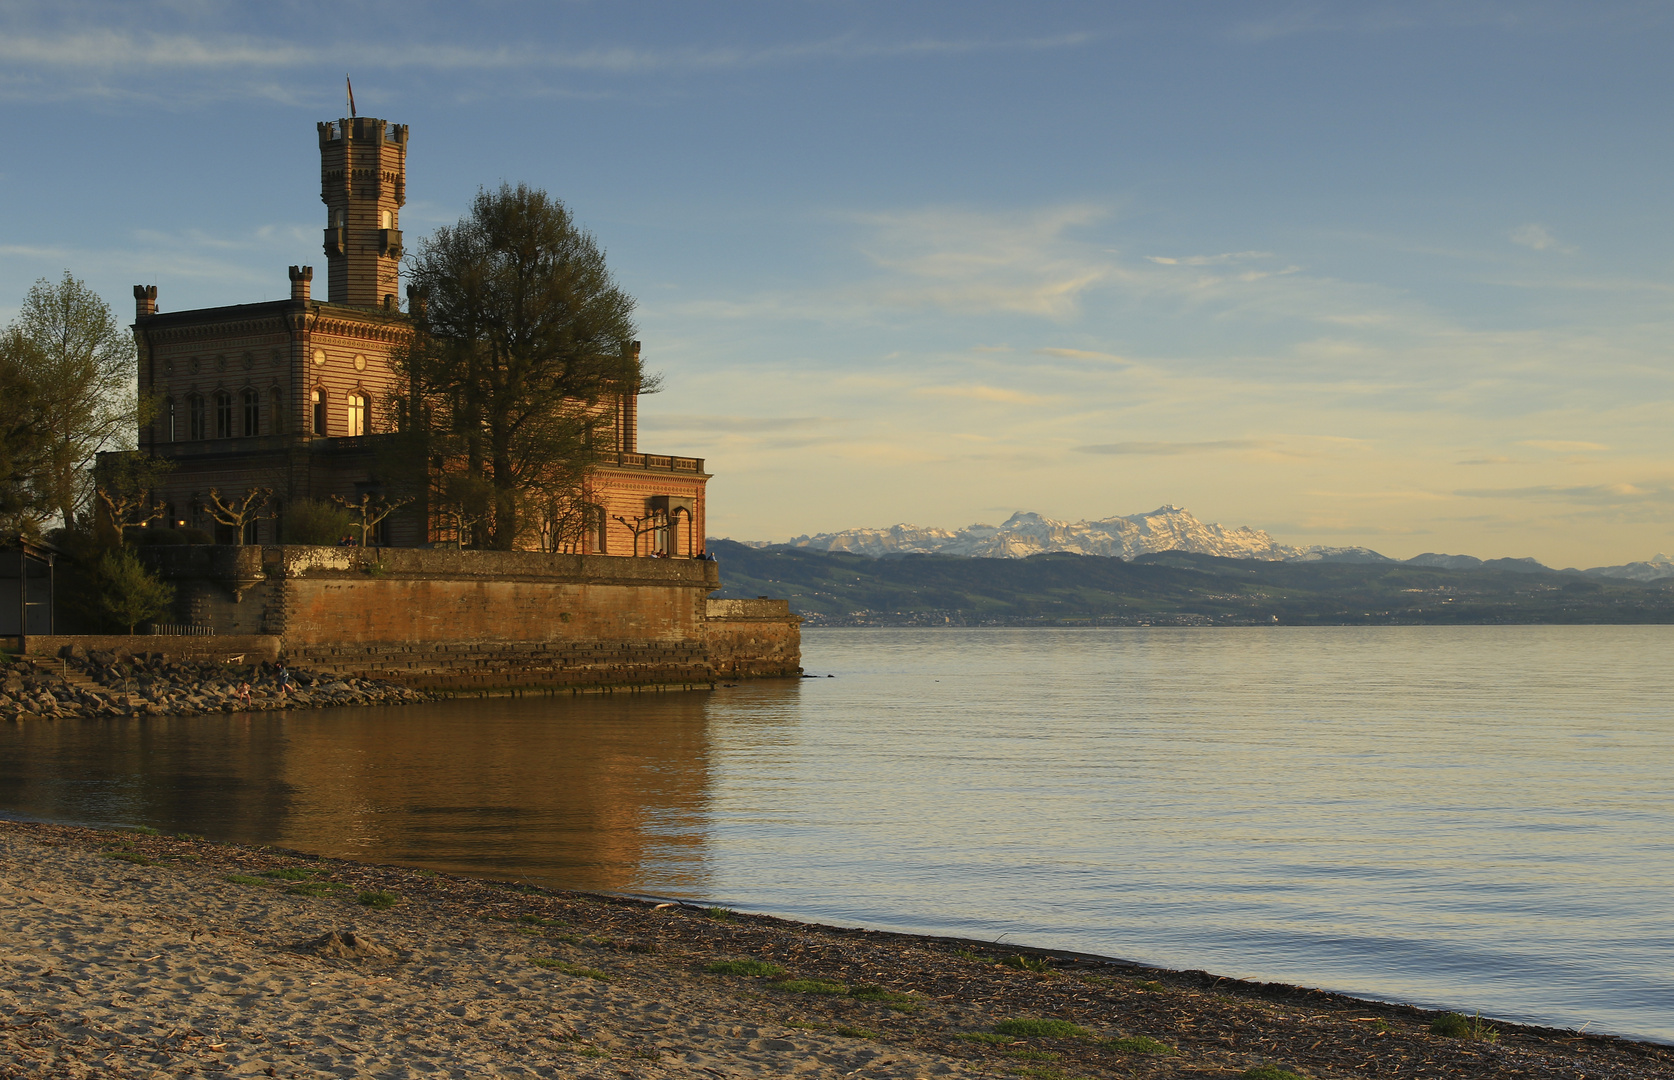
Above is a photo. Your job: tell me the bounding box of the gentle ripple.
[1,625,1669,1042]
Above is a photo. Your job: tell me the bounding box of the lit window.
[312,389,326,435]
[380,209,392,229]
[347,393,367,437]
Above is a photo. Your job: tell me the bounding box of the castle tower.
[317,116,408,308]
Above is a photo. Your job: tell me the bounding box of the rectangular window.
[347,393,366,437]
[215,393,233,438]
[166,399,177,442]
[243,517,260,545]
[189,397,206,440]
[243,390,259,436]
[312,389,326,435]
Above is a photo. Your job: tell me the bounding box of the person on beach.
[278,665,291,696]
[238,681,252,708]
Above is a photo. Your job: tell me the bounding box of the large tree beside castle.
[397,183,647,550]
[2,273,141,534]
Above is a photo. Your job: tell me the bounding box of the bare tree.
[613,510,667,557]
[93,454,173,545]
[331,492,412,548]
[207,487,272,545]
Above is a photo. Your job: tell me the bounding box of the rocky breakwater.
[0,648,428,721]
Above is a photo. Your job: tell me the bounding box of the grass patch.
[103,850,156,866]
[1430,1012,1498,1042]
[994,1018,1091,1040]
[1133,979,1166,992]
[529,957,610,981]
[957,1032,1015,1045]
[850,984,918,1011]
[223,873,269,886]
[1241,1067,1306,1080]
[285,881,348,898]
[955,947,991,962]
[1008,1049,1061,1062]
[1010,1067,1074,1080]
[774,979,849,996]
[357,889,401,909]
[260,867,320,880]
[173,832,204,841]
[576,1046,607,1058]
[706,959,786,977]
[1105,1036,1176,1055]
[119,825,161,836]
[1002,954,1052,973]
[705,906,735,921]
[834,1026,877,1039]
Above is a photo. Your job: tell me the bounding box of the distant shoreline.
[2,818,1668,1078]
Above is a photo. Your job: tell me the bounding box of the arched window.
[347,392,367,437]
[242,389,259,436]
[214,392,233,438]
[165,398,177,442]
[269,387,285,435]
[380,209,393,229]
[187,395,206,440]
[312,389,326,435]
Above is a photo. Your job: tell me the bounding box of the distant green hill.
[707,540,1674,625]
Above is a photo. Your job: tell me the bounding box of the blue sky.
[4,1,1674,566]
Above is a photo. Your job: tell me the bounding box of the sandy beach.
[1,819,1667,1080]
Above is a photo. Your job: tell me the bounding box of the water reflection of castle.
[1,696,718,895]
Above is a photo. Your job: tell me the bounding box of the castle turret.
[317,116,407,308]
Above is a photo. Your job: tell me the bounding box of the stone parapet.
[705,598,802,679]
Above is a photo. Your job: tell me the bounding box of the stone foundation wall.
[137,546,794,690]
[704,598,802,678]
[19,635,282,665]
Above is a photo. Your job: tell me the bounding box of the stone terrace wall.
[20,635,281,664]
[137,546,762,691]
[705,598,802,679]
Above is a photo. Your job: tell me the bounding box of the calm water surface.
[2,626,1670,1043]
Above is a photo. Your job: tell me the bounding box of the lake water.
[2,626,1670,1043]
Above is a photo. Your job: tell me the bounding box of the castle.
[97,114,797,688]
[131,115,706,556]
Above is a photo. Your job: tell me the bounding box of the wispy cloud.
[1509,223,1574,253]
[1144,251,1272,267]
[1074,439,1271,456]
[1519,439,1608,451]
[1456,482,1674,505]
[915,384,1044,404]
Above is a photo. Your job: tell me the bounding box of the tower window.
[380,209,392,229]
[243,389,259,436]
[188,394,206,440]
[215,392,234,438]
[331,208,344,228]
[347,392,367,437]
[312,389,326,435]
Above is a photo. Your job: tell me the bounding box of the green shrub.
[357,889,401,909]
[260,867,320,880]
[1430,1012,1498,1042]
[284,498,354,545]
[1002,953,1052,973]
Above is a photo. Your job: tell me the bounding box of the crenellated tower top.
[317,116,408,309]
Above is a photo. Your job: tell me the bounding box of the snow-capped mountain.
[1582,553,1674,582]
[777,506,1337,561]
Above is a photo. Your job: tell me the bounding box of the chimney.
[133,285,157,318]
[289,265,313,302]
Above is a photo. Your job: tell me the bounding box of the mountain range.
[733,506,1673,582]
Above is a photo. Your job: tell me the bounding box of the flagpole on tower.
[347,75,356,118]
